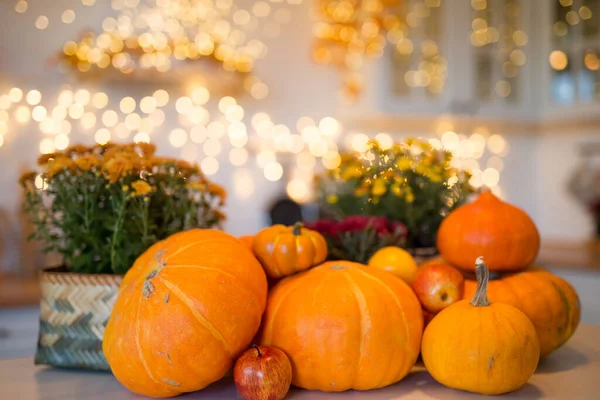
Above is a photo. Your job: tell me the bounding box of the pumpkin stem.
[252,344,262,357]
[292,222,303,236]
[470,256,491,307]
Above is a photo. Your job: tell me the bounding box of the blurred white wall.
[0,0,596,273]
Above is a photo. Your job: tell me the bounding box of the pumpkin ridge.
[263,275,307,344]
[494,307,525,373]
[164,264,263,315]
[311,268,332,307]
[352,269,412,358]
[134,293,164,388]
[343,272,371,388]
[270,235,283,277]
[160,277,232,355]
[550,280,571,338]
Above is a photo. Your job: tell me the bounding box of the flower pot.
[34,267,122,370]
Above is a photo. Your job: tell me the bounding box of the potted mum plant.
[19,142,226,370]
[314,138,474,262]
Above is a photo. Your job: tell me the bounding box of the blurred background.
[0,0,599,358]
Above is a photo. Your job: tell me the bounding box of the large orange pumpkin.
[422,257,540,395]
[436,192,540,272]
[259,260,423,392]
[252,223,327,278]
[463,266,581,356]
[103,230,268,398]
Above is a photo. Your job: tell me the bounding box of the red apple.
[234,345,292,400]
[423,308,437,328]
[412,264,464,313]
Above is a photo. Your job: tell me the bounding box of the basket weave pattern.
[35,268,122,370]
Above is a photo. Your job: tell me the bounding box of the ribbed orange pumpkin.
[259,261,423,392]
[252,223,327,278]
[103,230,268,398]
[463,266,581,356]
[422,257,540,395]
[437,192,540,272]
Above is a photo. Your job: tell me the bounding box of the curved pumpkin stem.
[252,344,262,357]
[292,222,303,236]
[470,256,491,307]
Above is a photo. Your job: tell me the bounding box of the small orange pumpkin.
[239,235,254,250]
[252,223,327,278]
[422,257,540,395]
[436,192,540,272]
[103,230,268,398]
[260,260,423,392]
[463,266,581,356]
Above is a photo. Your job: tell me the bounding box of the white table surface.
[0,324,598,400]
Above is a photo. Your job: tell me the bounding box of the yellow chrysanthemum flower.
[131,180,152,197]
[371,177,387,197]
[396,158,412,171]
[75,154,100,171]
[326,194,339,204]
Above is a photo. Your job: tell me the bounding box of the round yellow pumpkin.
[260,260,423,392]
[422,257,540,395]
[103,229,268,398]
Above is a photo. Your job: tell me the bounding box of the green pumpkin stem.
[292,222,303,236]
[470,256,491,307]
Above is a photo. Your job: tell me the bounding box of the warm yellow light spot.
[119,97,136,114]
[68,104,85,119]
[81,112,97,129]
[26,90,42,106]
[566,10,580,25]
[559,0,573,6]
[296,116,314,133]
[102,110,118,127]
[169,129,188,148]
[92,92,109,109]
[191,87,210,105]
[54,134,70,151]
[375,132,393,150]
[287,179,309,203]
[250,82,268,99]
[225,104,245,122]
[510,49,526,66]
[553,21,568,37]
[351,133,369,152]
[175,97,193,114]
[62,10,76,24]
[579,6,593,20]
[153,89,169,107]
[487,134,506,154]
[201,157,219,175]
[15,106,30,123]
[322,151,341,169]
[39,138,55,154]
[125,113,141,129]
[149,109,165,126]
[74,89,90,105]
[319,117,340,136]
[584,52,600,71]
[208,121,226,139]
[495,80,511,97]
[253,1,271,17]
[264,161,283,181]
[35,16,49,30]
[32,106,47,122]
[218,96,237,113]
[0,95,10,109]
[95,128,111,145]
[549,50,568,70]
[134,132,150,143]
[15,1,27,13]
[9,88,23,103]
[441,131,459,151]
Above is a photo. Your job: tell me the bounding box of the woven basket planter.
[34,267,122,370]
